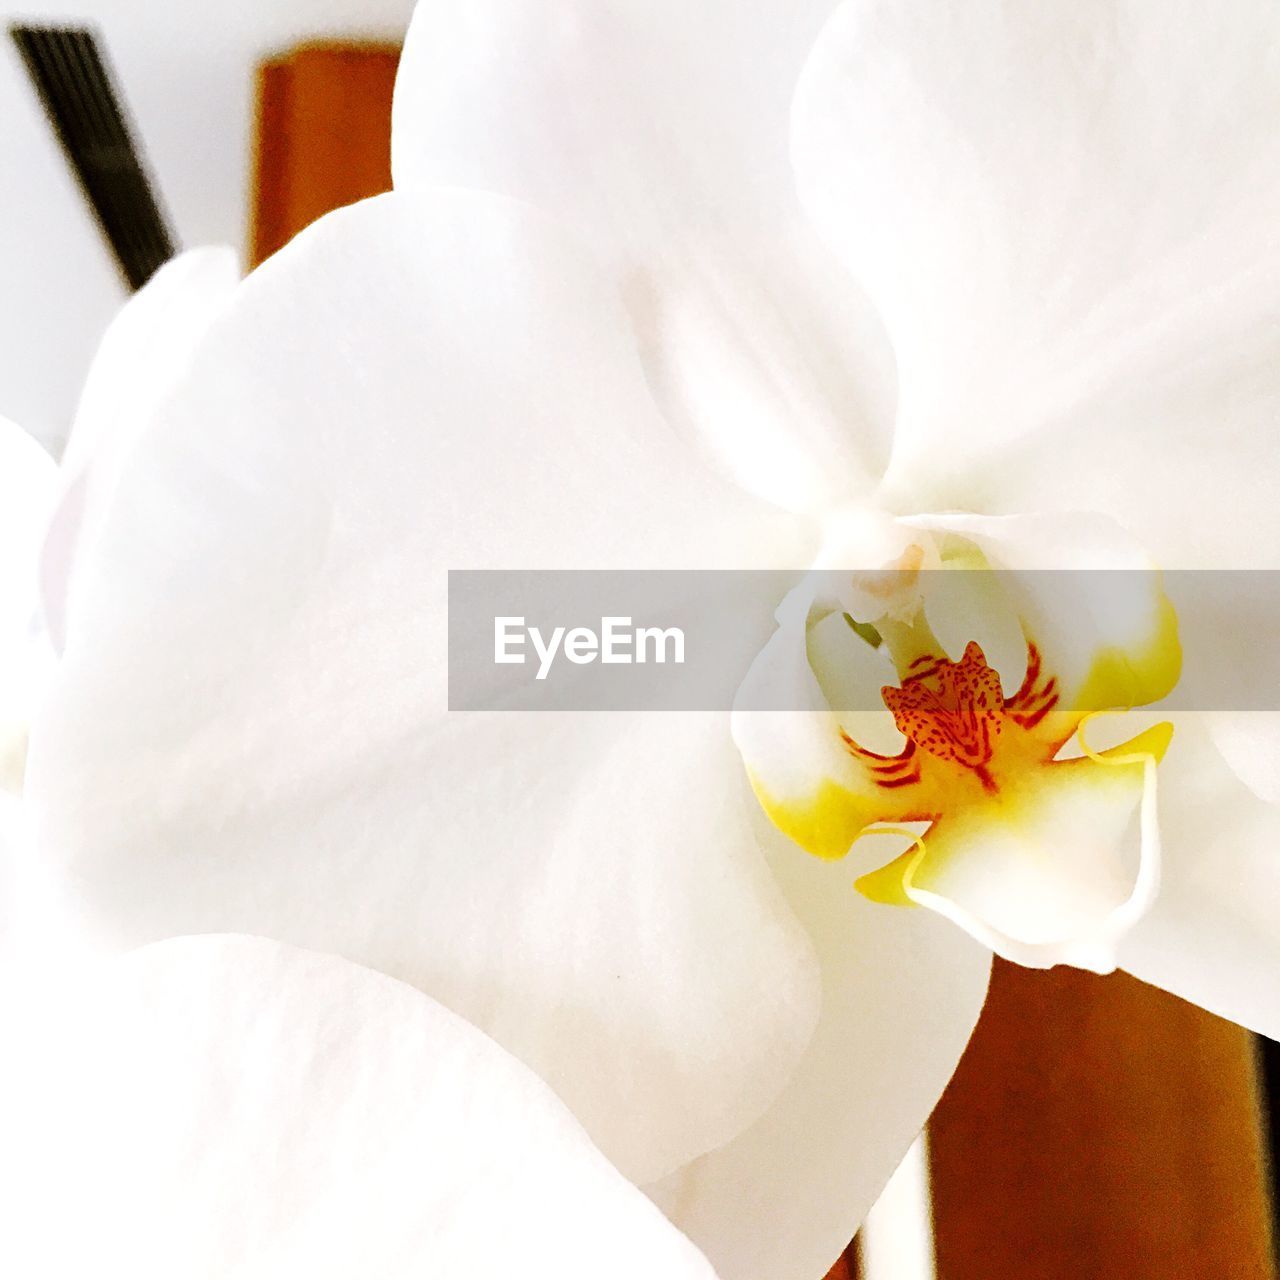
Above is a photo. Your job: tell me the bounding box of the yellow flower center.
[732,518,1183,966]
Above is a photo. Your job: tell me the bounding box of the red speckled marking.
[1005,640,1060,730]
[841,640,1062,795]
[840,729,921,788]
[882,641,1005,785]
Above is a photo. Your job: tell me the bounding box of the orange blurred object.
[930,961,1275,1279]
[251,42,399,267]
[824,1246,859,1279]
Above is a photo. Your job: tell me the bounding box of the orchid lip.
[733,515,1183,971]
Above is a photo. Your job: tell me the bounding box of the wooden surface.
[824,1248,857,1280]
[251,42,399,267]
[930,960,1275,1279]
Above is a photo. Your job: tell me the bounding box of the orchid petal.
[648,819,989,1280]
[393,0,891,511]
[1173,575,1280,801]
[0,418,54,615]
[0,935,717,1279]
[793,0,1280,509]
[0,790,20,970]
[41,247,239,652]
[1208,714,1280,807]
[963,289,1280,570]
[57,249,240,474]
[0,417,56,789]
[732,599,920,861]
[904,512,1181,736]
[1120,717,1280,1039]
[26,190,820,1185]
[882,721,1170,973]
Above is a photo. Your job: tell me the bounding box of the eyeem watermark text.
[494,616,686,680]
[450,570,1280,711]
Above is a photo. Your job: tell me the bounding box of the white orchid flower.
[14,3,1280,1279]
[0,935,718,1279]
[392,0,1280,1014]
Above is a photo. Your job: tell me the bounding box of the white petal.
[898,726,1168,974]
[58,249,240,474]
[1176,577,1280,804]
[648,820,989,1280]
[732,598,921,862]
[42,247,239,651]
[1208,713,1280,806]
[27,190,820,1185]
[0,935,717,1279]
[0,417,56,787]
[952,287,1280,569]
[903,511,1181,723]
[0,417,55,638]
[906,512,1280,819]
[857,1136,936,1280]
[393,0,892,511]
[793,0,1280,500]
[1120,716,1280,1039]
[0,790,20,966]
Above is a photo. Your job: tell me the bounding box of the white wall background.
[1,0,416,450]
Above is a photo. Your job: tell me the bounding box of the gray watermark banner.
[447,570,1280,712]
